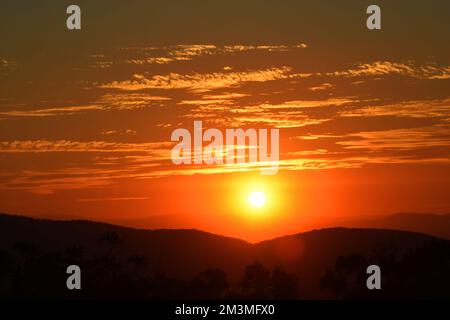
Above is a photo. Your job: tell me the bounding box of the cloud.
[339,98,450,119]
[327,61,450,79]
[101,129,137,136]
[201,93,250,100]
[0,140,173,156]
[0,168,116,194]
[1,58,10,68]
[0,57,18,71]
[260,98,355,109]
[0,139,173,193]
[99,67,297,92]
[97,93,171,109]
[183,98,355,128]
[117,43,309,65]
[309,82,334,91]
[0,94,171,118]
[0,105,102,118]
[3,46,450,195]
[122,45,218,65]
[337,127,450,151]
[77,197,149,202]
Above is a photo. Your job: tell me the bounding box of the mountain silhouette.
[0,213,449,299]
[344,213,450,240]
[102,212,450,242]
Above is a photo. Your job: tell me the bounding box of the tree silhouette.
[271,266,299,299]
[127,253,148,279]
[149,273,188,299]
[13,242,39,260]
[2,217,450,300]
[127,254,148,271]
[0,250,14,297]
[239,261,272,299]
[320,254,367,299]
[97,231,120,256]
[394,239,450,299]
[320,240,450,299]
[190,267,229,299]
[64,245,84,265]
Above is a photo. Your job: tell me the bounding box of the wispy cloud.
[309,82,334,91]
[327,61,450,79]
[340,98,450,118]
[0,105,102,118]
[0,94,171,118]
[99,67,299,92]
[77,197,149,202]
[1,42,449,196]
[337,126,450,151]
[116,43,309,65]
[0,57,18,71]
[0,140,173,156]
[183,98,356,128]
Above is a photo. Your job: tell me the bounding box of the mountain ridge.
[1,212,448,299]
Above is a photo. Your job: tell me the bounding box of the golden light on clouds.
[1,35,449,238]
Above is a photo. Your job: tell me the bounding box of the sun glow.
[248,191,267,208]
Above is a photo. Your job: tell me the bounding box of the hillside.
[345,213,450,240]
[0,213,449,299]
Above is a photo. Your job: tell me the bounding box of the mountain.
[0,213,449,299]
[344,213,450,240]
[0,213,252,281]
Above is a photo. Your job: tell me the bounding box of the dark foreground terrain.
[1,213,449,299]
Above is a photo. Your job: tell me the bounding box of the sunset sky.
[1,1,450,241]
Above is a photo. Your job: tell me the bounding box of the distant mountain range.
[105,212,450,241]
[342,212,450,240]
[1,213,449,299]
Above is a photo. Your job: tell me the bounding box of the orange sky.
[1,1,450,242]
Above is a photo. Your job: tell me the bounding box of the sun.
[247,191,267,208]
